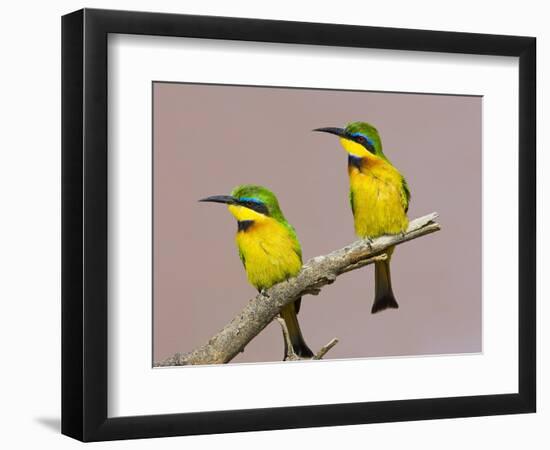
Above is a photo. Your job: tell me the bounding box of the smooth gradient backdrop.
[153,82,481,364]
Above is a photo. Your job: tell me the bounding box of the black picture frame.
[62,8,536,442]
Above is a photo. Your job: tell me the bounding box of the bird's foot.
[365,237,374,250]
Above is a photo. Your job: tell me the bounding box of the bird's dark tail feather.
[280,300,314,358]
[372,259,399,314]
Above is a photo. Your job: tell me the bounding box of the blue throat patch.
[348,154,363,170]
[237,220,254,232]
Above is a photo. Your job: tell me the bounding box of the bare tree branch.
[156,212,441,367]
[313,338,340,360]
[275,316,339,361]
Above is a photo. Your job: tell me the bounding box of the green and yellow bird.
[314,122,410,314]
[200,184,314,358]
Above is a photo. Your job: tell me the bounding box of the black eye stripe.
[353,136,375,154]
[241,200,269,215]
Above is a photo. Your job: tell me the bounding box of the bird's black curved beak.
[313,127,348,138]
[198,195,237,205]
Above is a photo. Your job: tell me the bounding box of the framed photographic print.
[61,8,536,442]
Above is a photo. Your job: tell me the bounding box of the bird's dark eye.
[354,135,368,146]
[353,135,375,153]
[238,198,269,216]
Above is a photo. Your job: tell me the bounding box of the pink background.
[153,82,482,364]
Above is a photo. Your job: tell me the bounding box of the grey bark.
[156,213,441,367]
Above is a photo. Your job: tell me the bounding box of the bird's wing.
[293,243,302,262]
[285,223,303,263]
[349,189,356,216]
[401,176,411,213]
[237,246,246,268]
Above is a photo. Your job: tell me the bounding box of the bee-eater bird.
[200,184,314,358]
[314,122,410,314]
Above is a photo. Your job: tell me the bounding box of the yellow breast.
[349,160,408,239]
[235,218,302,291]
